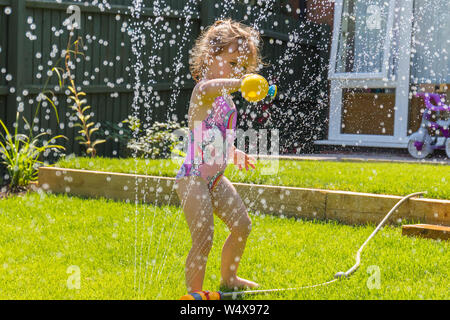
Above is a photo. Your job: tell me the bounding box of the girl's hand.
[233,148,256,171]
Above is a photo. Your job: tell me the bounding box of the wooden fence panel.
[0,1,10,137]
[0,0,330,170]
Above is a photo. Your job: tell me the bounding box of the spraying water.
[7,0,445,300]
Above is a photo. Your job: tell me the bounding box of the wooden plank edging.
[402,224,450,241]
[38,166,450,226]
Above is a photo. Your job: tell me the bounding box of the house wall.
[306,0,335,27]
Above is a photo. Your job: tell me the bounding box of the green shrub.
[96,119,133,157]
[122,115,188,159]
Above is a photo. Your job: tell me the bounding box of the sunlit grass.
[54,156,450,199]
[0,191,448,299]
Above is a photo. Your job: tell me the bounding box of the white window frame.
[317,0,414,148]
[328,0,396,81]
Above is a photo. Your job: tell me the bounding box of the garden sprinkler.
[180,191,426,300]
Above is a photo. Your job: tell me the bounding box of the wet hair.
[189,19,263,82]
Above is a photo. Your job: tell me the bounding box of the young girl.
[175,19,261,293]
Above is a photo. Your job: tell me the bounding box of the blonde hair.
[189,19,263,82]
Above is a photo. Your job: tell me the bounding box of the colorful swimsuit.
[175,95,237,192]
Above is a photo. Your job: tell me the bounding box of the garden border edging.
[37,166,449,226]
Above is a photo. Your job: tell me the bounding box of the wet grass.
[0,191,448,300]
[53,156,450,200]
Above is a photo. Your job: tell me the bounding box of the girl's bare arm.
[196,78,242,105]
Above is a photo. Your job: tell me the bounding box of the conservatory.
[315,0,450,148]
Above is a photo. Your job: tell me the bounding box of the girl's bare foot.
[221,276,259,291]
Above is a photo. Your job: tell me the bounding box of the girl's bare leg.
[175,176,214,293]
[210,176,259,290]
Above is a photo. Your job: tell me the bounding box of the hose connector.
[334,271,347,279]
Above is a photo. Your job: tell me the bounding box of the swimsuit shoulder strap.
[215,95,234,113]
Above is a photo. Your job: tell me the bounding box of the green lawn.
[53,156,450,200]
[0,191,448,299]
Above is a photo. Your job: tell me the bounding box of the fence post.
[6,0,26,133]
[317,23,331,142]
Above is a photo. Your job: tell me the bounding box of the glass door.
[318,0,415,148]
[329,0,396,80]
